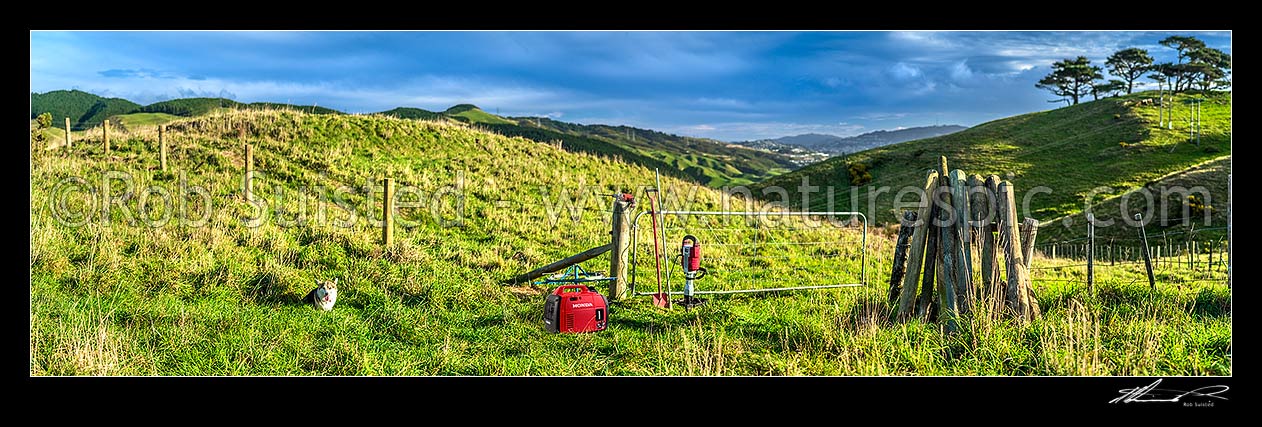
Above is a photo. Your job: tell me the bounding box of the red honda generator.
[544,285,609,333]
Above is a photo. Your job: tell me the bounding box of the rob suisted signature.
[1110,379,1229,404]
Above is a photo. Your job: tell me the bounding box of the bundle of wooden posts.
[887,157,1041,330]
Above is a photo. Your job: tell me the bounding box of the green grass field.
[111,112,182,130]
[29,108,1229,375]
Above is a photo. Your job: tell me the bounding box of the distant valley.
[734,125,968,165]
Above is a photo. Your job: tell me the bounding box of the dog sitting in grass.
[304,278,339,311]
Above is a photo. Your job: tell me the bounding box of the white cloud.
[692,97,752,109]
[851,112,908,121]
[950,61,974,82]
[889,62,922,80]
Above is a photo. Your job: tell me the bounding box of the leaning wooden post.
[103,119,110,155]
[1087,213,1095,293]
[981,175,1003,317]
[1136,213,1156,290]
[64,117,72,150]
[1020,218,1039,271]
[936,171,959,331]
[888,211,917,305]
[897,170,939,319]
[916,200,941,320]
[948,169,972,315]
[509,244,614,284]
[967,174,986,300]
[608,196,632,300]
[933,156,959,330]
[382,178,395,247]
[998,181,1036,322]
[159,125,167,172]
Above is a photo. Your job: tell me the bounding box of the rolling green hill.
[371,104,797,187]
[514,117,797,187]
[32,90,142,130]
[1039,155,1231,244]
[139,97,242,116]
[474,122,687,182]
[753,91,1232,226]
[32,89,792,189]
[30,91,341,132]
[30,108,1228,376]
[31,90,105,122]
[444,104,516,125]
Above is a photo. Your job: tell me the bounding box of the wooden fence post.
[244,144,254,201]
[1087,213,1095,293]
[609,196,632,300]
[1162,231,1169,268]
[918,200,938,320]
[998,181,1038,322]
[1020,218,1039,271]
[159,125,167,172]
[980,175,1002,315]
[917,200,941,320]
[897,170,939,319]
[948,169,972,315]
[1185,236,1192,270]
[103,119,110,155]
[936,172,959,331]
[65,117,72,150]
[1137,214,1156,290]
[888,211,917,305]
[1193,240,1199,271]
[382,178,394,247]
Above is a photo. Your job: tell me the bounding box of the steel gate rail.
[630,210,868,296]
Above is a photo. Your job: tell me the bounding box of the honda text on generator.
[677,235,707,309]
[544,285,610,333]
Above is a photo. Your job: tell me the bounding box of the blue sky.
[30,31,1229,141]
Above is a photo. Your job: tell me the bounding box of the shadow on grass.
[1191,287,1232,319]
[245,270,295,305]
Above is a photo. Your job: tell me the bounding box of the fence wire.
[631,211,867,295]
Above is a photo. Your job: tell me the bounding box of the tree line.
[1036,35,1231,105]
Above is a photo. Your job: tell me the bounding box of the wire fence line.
[1026,214,1230,289]
[1038,226,1228,246]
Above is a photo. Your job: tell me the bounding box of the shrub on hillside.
[1186,195,1212,217]
[847,162,873,186]
[31,112,52,143]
